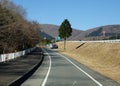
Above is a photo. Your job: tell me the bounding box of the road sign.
[56,36,61,41]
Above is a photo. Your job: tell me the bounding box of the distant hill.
[84,25,120,40]
[87,25,120,36]
[40,24,59,38]
[40,24,120,40]
[40,24,83,40]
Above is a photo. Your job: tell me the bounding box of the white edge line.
[41,50,51,86]
[57,53,103,86]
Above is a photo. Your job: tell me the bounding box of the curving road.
[22,48,120,86]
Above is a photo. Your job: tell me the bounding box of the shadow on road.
[0,47,44,86]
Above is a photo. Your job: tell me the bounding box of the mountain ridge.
[40,24,120,40]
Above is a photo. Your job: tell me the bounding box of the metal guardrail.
[80,40,120,43]
[67,39,120,43]
[0,47,36,62]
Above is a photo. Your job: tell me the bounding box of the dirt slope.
[57,42,120,83]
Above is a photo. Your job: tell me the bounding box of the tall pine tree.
[59,19,72,50]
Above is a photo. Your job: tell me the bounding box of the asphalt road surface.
[22,48,120,86]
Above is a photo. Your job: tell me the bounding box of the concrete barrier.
[0,47,36,62]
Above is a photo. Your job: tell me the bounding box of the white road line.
[41,50,51,86]
[72,81,77,86]
[57,53,103,86]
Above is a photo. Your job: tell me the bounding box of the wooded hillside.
[0,0,40,54]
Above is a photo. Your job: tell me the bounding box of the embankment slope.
[57,42,120,83]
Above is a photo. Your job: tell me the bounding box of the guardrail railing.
[0,47,36,62]
[67,39,120,43]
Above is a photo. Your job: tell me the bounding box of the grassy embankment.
[57,41,120,83]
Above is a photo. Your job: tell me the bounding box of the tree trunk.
[64,38,66,51]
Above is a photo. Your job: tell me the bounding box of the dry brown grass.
[57,42,120,83]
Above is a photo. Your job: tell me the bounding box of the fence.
[0,47,36,62]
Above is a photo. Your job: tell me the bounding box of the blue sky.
[12,0,120,30]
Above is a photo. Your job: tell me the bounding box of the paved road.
[22,48,120,86]
[0,47,43,86]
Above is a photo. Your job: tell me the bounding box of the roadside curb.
[7,51,44,86]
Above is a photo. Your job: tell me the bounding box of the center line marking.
[57,53,103,86]
[41,50,51,86]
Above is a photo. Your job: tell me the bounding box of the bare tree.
[0,1,40,54]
